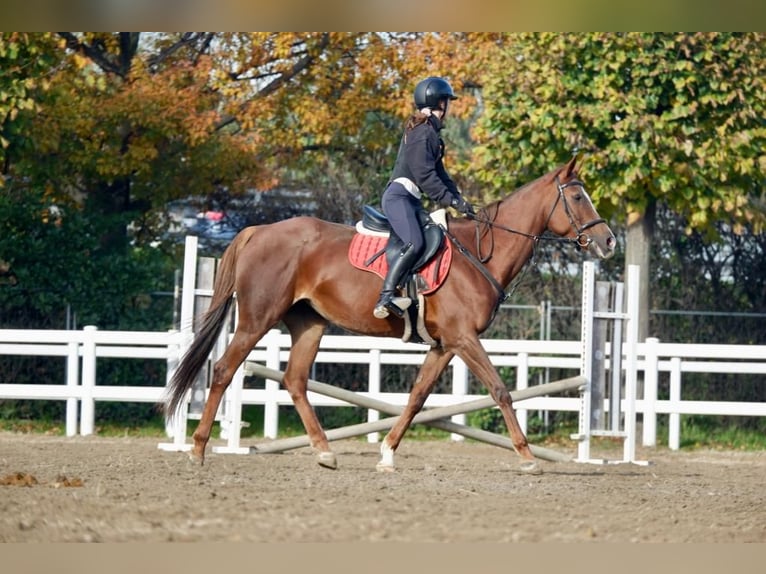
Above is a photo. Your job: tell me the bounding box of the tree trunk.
[87,177,132,252]
[625,199,656,342]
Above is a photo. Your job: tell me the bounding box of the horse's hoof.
[188,450,205,465]
[519,460,543,475]
[376,461,396,473]
[317,451,338,470]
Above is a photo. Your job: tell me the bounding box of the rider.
[373,76,475,320]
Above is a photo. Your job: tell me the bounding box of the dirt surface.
[1,431,764,543]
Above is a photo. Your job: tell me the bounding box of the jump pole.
[244,362,583,462]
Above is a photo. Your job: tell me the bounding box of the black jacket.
[390,115,460,207]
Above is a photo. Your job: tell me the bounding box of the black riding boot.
[373,242,420,319]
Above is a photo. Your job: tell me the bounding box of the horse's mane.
[475,164,565,214]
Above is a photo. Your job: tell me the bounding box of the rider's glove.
[450,195,475,217]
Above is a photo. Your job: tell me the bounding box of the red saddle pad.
[348,233,452,295]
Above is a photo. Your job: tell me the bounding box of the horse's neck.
[485,183,555,286]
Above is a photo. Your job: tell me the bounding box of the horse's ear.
[565,151,584,176]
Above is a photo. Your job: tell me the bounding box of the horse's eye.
[572,192,582,201]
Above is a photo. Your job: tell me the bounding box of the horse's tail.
[162,229,252,418]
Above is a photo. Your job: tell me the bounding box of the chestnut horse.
[163,155,615,474]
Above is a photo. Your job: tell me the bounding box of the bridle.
[551,176,606,249]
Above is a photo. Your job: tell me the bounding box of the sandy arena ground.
[1,431,764,543]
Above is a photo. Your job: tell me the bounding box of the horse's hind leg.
[190,327,262,463]
[282,307,336,469]
[377,347,455,472]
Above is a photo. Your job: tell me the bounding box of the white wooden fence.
[1,325,764,450]
[0,326,180,436]
[638,337,766,449]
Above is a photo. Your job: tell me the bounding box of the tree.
[0,177,176,329]
[468,33,766,339]
[0,33,62,175]
[9,33,478,243]
[14,33,268,251]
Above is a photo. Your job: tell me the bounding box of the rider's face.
[437,99,449,120]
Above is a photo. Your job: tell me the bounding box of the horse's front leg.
[377,347,455,472]
[452,335,541,474]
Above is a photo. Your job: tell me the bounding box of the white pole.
[66,340,79,437]
[669,357,682,450]
[264,329,281,439]
[623,264,640,463]
[576,261,595,462]
[173,236,198,446]
[212,363,249,454]
[450,357,468,441]
[642,337,660,447]
[180,235,198,333]
[171,332,190,450]
[367,349,381,443]
[246,362,582,460]
[157,331,192,452]
[79,325,97,436]
[516,353,529,434]
[228,368,245,449]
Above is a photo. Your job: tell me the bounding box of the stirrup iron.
[373,296,412,319]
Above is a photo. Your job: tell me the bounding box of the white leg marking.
[376,441,396,472]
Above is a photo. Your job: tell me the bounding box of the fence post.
[212,363,249,454]
[79,325,98,436]
[669,357,682,450]
[167,330,188,445]
[450,357,468,441]
[263,329,281,439]
[66,340,79,437]
[180,235,198,332]
[157,330,194,452]
[367,349,381,443]
[622,264,640,463]
[576,260,596,462]
[515,353,529,434]
[642,337,660,447]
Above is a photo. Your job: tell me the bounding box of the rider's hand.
[451,196,475,217]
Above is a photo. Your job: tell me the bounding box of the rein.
[440,225,508,316]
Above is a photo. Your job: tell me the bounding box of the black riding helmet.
[413,77,458,110]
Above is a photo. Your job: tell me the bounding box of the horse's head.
[545,155,616,259]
